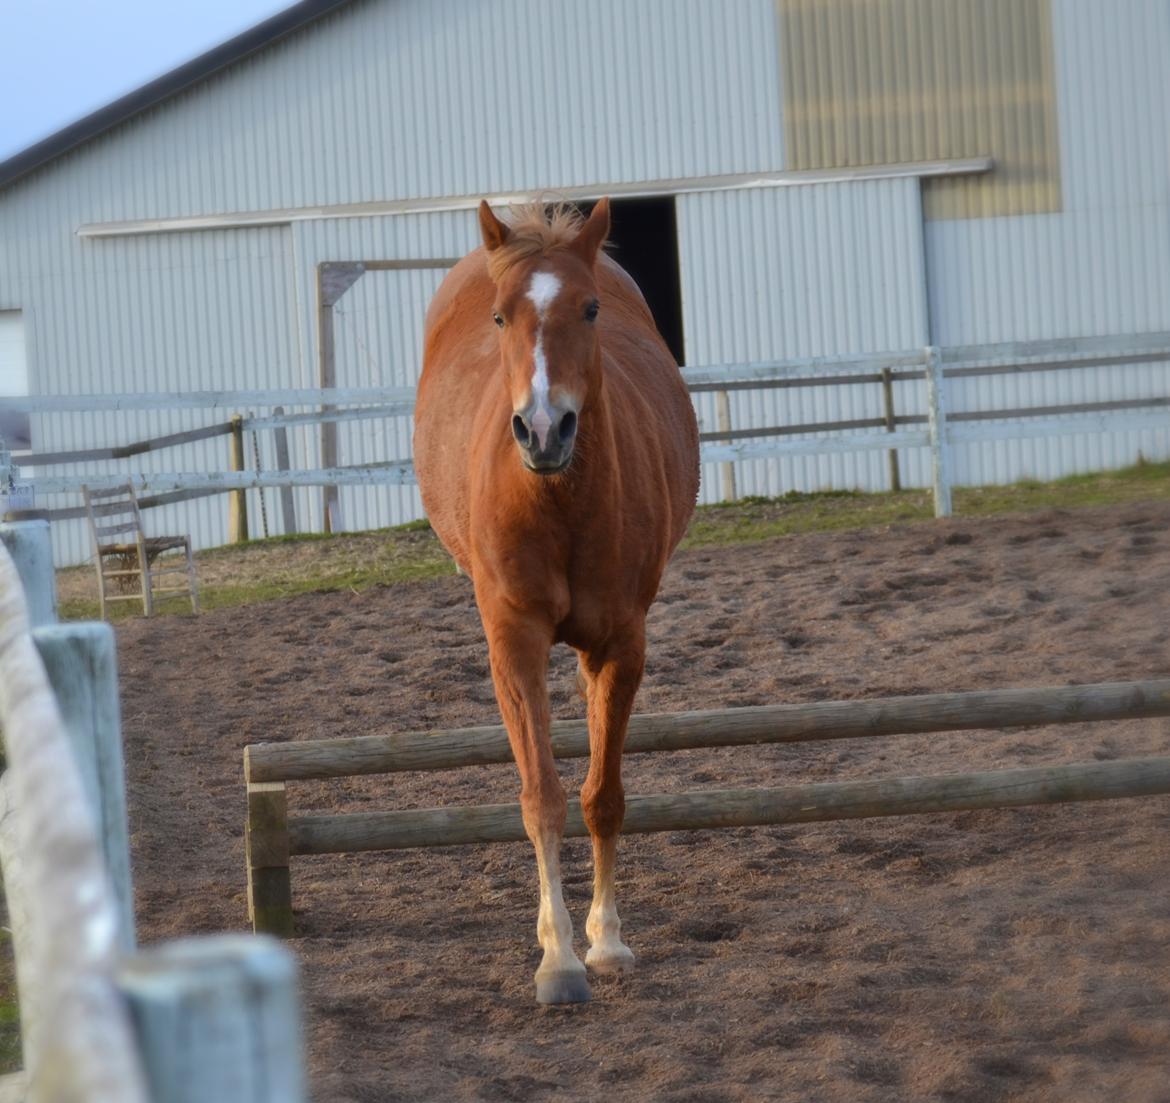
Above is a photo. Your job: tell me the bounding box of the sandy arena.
[115,500,1170,1102]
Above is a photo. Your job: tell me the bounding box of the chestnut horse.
[414,199,699,1004]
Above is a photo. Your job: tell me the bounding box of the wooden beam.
[228,415,248,544]
[318,269,340,533]
[117,934,306,1103]
[0,521,56,627]
[0,542,148,1098]
[925,345,953,517]
[272,408,297,536]
[245,678,1170,784]
[246,778,293,938]
[32,622,136,952]
[288,755,1170,855]
[17,421,234,467]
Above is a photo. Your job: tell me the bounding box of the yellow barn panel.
[779,0,1062,218]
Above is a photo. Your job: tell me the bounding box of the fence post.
[228,415,249,543]
[0,542,150,1100]
[714,390,737,501]
[880,366,902,493]
[0,519,57,627]
[272,407,298,536]
[118,934,306,1103]
[924,346,953,518]
[246,773,294,937]
[32,621,136,952]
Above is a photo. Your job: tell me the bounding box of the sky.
[0,0,295,162]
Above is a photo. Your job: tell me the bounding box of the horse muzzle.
[512,403,578,475]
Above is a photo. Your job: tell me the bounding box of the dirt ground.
[115,499,1170,1102]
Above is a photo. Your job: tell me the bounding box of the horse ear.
[570,198,610,266]
[479,201,511,252]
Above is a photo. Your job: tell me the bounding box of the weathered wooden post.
[245,756,294,936]
[118,934,306,1103]
[924,345,953,517]
[317,262,368,535]
[228,414,248,543]
[32,621,136,952]
[715,389,737,502]
[272,406,298,536]
[880,366,902,492]
[0,519,56,627]
[0,542,149,1101]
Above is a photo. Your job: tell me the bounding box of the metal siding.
[3,0,785,224]
[677,179,930,503]
[6,225,300,565]
[779,0,1063,219]
[330,267,443,531]
[924,0,1170,485]
[289,211,476,533]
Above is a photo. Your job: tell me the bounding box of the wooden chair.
[83,484,199,617]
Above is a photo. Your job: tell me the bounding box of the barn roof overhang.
[74,157,995,239]
[0,0,355,192]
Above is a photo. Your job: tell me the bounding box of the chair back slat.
[95,520,140,539]
[85,486,135,501]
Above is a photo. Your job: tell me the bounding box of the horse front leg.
[579,622,645,974]
[486,614,591,1005]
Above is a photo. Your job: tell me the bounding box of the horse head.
[478,198,611,475]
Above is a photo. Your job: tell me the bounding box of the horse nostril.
[512,414,531,447]
[558,410,577,445]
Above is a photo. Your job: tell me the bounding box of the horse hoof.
[586,943,635,974]
[535,969,592,1005]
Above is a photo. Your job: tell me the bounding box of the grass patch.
[54,460,1168,621]
[0,929,19,1075]
[57,524,456,622]
[682,459,1169,548]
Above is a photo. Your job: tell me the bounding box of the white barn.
[1,0,1168,564]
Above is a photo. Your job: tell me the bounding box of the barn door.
[676,178,929,501]
[323,263,451,533]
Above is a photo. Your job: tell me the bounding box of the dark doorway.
[578,196,685,365]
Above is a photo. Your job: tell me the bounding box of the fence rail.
[0,521,307,1102]
[4,331,1169,529]
[244,676,1170,934]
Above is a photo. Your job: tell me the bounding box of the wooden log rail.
[290,756,1170,855]
[245,678,1170,936]
[245,679,1170,782]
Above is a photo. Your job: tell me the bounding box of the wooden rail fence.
[0,521,307,1102]
[244,678,1170,937]
[5,330,1169,536]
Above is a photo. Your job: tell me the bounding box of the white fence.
[2,331,1168,553]
[0,521,307,1102]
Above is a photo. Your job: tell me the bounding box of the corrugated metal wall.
[3,0,784,225]
[290,211,478,530]
[924,0,1170,484]
[779,0,1063,219]
[6,226,300,565]
[677,178,929,501]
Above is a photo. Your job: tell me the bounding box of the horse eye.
[493,312,505,328]
[584,300,599,322]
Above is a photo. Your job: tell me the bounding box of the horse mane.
[485,202,590,282]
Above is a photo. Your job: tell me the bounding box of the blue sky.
[0,0,295,162]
